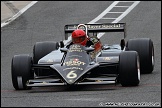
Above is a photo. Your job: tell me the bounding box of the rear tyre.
[11,54,34,90]
[33,41,59,76]
[119,51,140,86]
[126,38,154,74]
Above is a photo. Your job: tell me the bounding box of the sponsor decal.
[64,58,86,66]
[69,49,83,52]
[87,24,121,29]
[63,67,83,71]
[68,55,82,58]
[103,57,111,60]
[69,44,83,52]
[68,24,121,29]
[46,59,54,63]
[42,81,47,84]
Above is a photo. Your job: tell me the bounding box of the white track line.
[88,1,120,24]
[1,1,140,44]
[97,1,140,39]
[1,1,38,27]
[63,1,119,45]
[114,6,130,7]
[113,1,140,23]
[64,1,140,44]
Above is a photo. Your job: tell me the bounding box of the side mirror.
[85,47,95,53]
[120,39,125,50]
[60,41,64,48]
[60,48,68,53]
[102,45,110,50]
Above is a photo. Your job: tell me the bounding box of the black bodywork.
[27,44,120,86]
[27,23,126,87]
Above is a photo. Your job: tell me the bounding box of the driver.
[66,29,102,60]
[66,29,94,48]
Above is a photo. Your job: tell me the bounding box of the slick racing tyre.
[126,38,154,74]
[33,41,59,76]
[119,51,140,86]
[11,54,34,90]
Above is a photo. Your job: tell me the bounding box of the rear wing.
[64,23,126,40]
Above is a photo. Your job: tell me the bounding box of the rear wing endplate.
[64,23,126,40]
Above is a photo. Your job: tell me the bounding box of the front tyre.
[33,41,59,76]
[119,51,140,86]
[11,54,34,90]
[33,41,59,64]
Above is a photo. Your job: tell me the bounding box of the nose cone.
[67,79,75,85]
[64,70,78,85]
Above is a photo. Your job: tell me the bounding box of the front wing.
[26,77,117,87]
[26,64,118,87]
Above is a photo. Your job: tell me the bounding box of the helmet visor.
[72,36,86,43]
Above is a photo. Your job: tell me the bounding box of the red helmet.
[72,29,87,46]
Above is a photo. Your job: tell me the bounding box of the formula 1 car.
[11,23,154,90]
